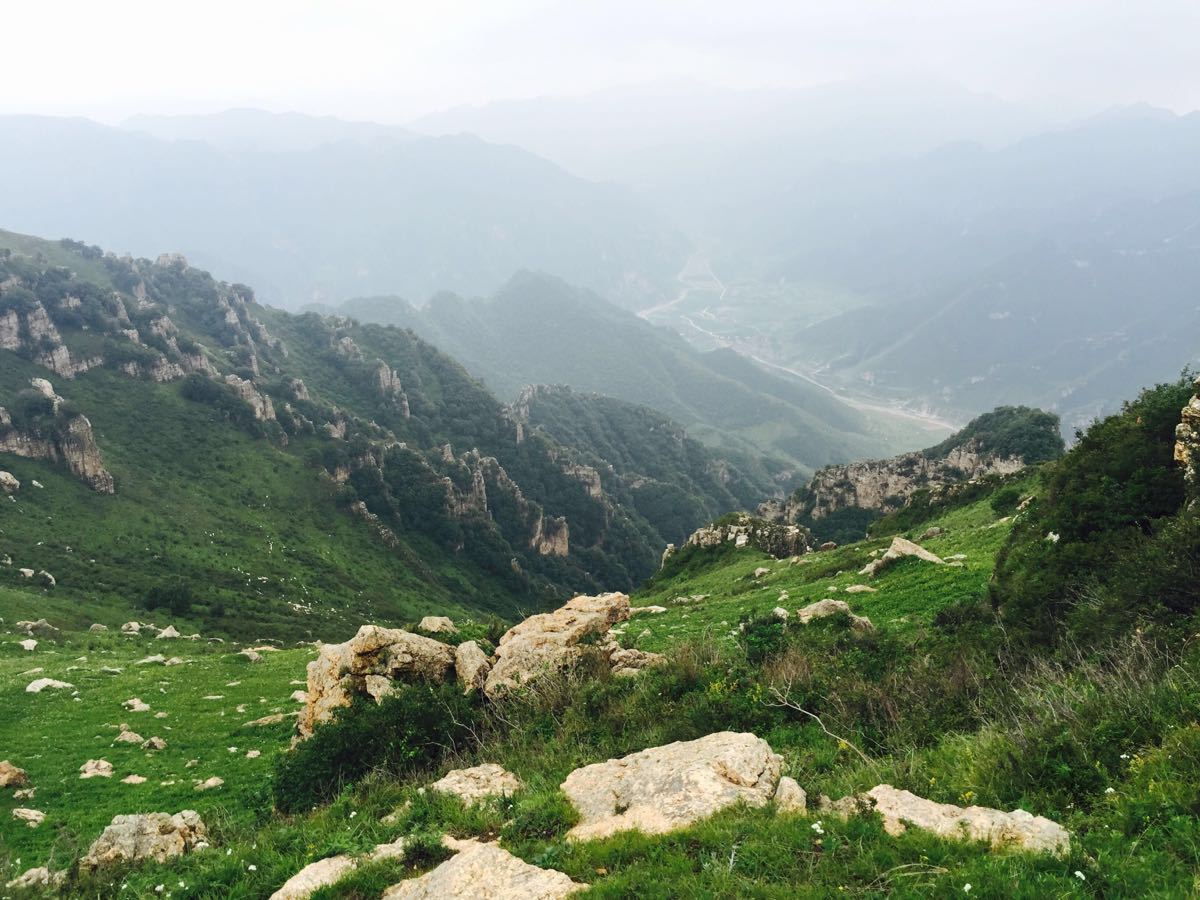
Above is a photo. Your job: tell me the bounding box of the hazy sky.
[5,0,1198,122]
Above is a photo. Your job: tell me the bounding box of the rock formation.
[859,537,944,577]
[454,641,491,693]
[560,731,787,841]
[0,385,115,492]
[1175,374,1200,494]
[430,764,523,805]
[669,513,811,564]
[298,625,455,737]
[0,761,30,789]
[382,841,584,899]
[80,810,208,871]
[795,599,874,631]
[485,592,630,698]
[224,374,276,422]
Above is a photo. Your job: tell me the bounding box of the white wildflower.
[1074,871,1086,881]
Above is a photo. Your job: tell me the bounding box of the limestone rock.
[0,760,30,789]
[431,763,523,806]
[26,677,74,693]
[239,649,264,663]
[245,713,287,727]
[123,697,151,712]
[298,625,456,737]
[121,621,142,634]
[418,615,458,634]
[629,605,667,616]
[683,514,811,560]
[12,807,45,827]
[382,841,583,899]
[290,690,308,703]
[6,867,63,891]
[90,623,109,632]
[80,810,207,870]
[141,737,167,751]
[0,471,19,493]
[754,566,771,578]
[122,774,148,785]
[774,776,807,813]
[560,731,784,841]
[608,646,666,678]
[18,639,37,651]
[16,618,60,639]
[454,640,491,694]
[859,537,944,577]
[484,593,630,698]
[795,599,874,631]
[194,776,224,791]
[862,785,1070,854]
[136,654,167,665]
[844,584,878,594]
[224,374,276,422]
[270,854,358,900]
[80,759,114,779]
[113,724,144,744]
[1176,375,1200,493]
[156,625,181,639]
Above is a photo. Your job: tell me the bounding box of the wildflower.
[155,887,164,894]
[1120,753,1129,759]
[1105,787,1115,794]
[811,821,825,835]
[248,864,258,872]
[963,885,972,894]
[1074,871,1086,881]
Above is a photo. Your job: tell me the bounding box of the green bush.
[989,486,1022,515]
[272,683,479,813]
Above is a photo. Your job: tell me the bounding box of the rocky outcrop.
[485,592,630,698]
[298,626,456,737]
[0,470,18,493]
[1175,375,1200,493]
[269,837,409,900]
[827,785,1069,854]
[563,463,603,499]
[454,641,491,693]
[671,514,810,562]
[0,387,115,493]
[560,732,786,841]
[795,599,874,631]
[373,360,411,416]
[382,841,584,899]
[859,537,944,578]
[418,615,457,634]
[224,374,276,421]
[80,810,208,871]
[430,764,523,806]
[0,760,30,789]
[530,511,570,556]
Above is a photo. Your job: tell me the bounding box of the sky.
[4,0,1198,122]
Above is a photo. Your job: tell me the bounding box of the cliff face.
[0,380,114,493]
[663,513,811,565]
[795,440,1025,522]
[1176,375,1200,494]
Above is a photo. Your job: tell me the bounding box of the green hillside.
[334,272,939,478]
[3,375,1196,896]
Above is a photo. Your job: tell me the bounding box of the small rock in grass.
[194,776,224,792]
[80,759,114,779]
[12,807,45,827]
[122,774,147,785]
[26,678,74,693]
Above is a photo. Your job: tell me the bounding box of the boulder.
[122,774,148,785]
[418,615,458,634]
[194,776,224,791]
[80,759,114,779]
[560,731,785,841]
[431,764,524,806]
[298,625,456,737]
[844,584,878,594]
[25,678,74,693]
[18,639,36,651]
[120,621,142,634]
[485,593,630,698]
[245,713,287,727]
[795,599,874,631]
[141,737,168,751]
[6,867,63,891]
[919,526,944,540]
[156,625,181,639]
[0,471,19,493]
[12,807,45,827]
[136,654,167,665]
[89,623,108,633]
[753,567,771,578]
[454,640,491,694]
[270,855,358,900]
[819,541,838,551]
[859,537,944,577]
[774,776,807,813]
[850,785,1070,854]
[608,646,666,678]
[382,841,584,899]
[113,724,144,744]
[290,690,308,703]
[16,618,60,639]
[80,810,207,870]
[239,649,264,663]
[123,697,151,712]
[629,605,667,616]
[0,760,30,789]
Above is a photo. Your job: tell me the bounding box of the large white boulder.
[484,593,629,698]
[859,537,944,577]
[382,841,583,899]
[80,810,207,870]
[298,625,455,737]
[795,599,874,631]
[560,731,786,841]
[430,764,523,806]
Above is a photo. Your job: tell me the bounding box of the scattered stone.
[859,537,944,577]
[290,690,308,703]
[12,807,45,827]
[123,697,151,712]
[156,625,181,639]
[164,656,185,666]
[839,785,1070,854]
[6,867,63,891]
[246,750,261,759]
[245,713,287,727]
[629,605,667,616]
[120,621,142,635]
[101,666,123,675]
[382,841,584,899]
[919,526,944,540]
[136,654,168,665]
[26,677,74,693]
[0,761,30,788]
[454,640,491,694]
[772,606,789,621]
[608,646,666,678]
[141,737,168,751]
[0,471,18,493]
[194,776,224,791]
[819,541,838,551]
[774,776,807,814]
[485,593,630,699]
[18,638,37,651]
[13,787,35,800]
[80,810,207,870]
[298,625,456,737]
[113,724,144,744]
[239,649,264,663]
[431,764,524,806]
[418,615,458,634]
[80,759,114,779]
[122,774,148,785]
[560,731,785,841]
[844,584,878,594]
[16,618,60,639]
[795,599,874,631]
[753,567,771,578]
[270,854,359,900]
[89,623,108,633]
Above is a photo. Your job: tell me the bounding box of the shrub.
[989,486,1022,515]
[272,683,480,813]
[143,579,195,615]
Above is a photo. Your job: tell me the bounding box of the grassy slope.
[0,356,492,642]
[14,483,1194,896]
